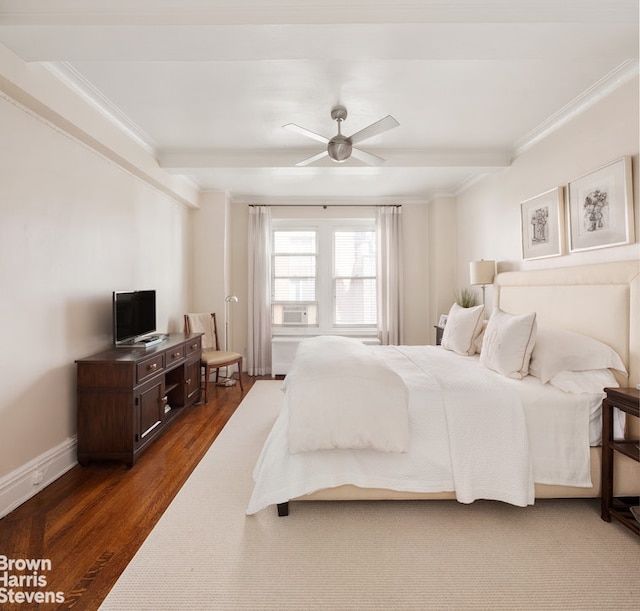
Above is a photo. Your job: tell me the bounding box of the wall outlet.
[32,470,44,486]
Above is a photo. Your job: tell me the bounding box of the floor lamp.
[219,295,238,386]
[225,295,238,352]
[469,260,495,305]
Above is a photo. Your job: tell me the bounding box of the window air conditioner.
[282,305,308,325]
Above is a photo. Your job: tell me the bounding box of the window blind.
[333,230,377,326]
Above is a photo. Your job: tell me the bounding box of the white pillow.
[480,308,537,379]
[441,303,485,356]
[529,326,627,384]
[549,369,619,394]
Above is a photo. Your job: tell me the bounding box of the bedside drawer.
[137,354,164,383]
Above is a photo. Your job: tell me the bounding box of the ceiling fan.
[283,105,399,166]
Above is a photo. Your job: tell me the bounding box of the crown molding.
[512,59,639,158]
[44,61,158,153]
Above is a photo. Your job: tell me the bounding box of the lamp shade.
[469,260,495,286]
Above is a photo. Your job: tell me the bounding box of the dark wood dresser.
[76,333,202,466]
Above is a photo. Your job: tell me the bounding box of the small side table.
[601,387,639,535]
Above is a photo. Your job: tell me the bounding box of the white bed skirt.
[292,447,638,502]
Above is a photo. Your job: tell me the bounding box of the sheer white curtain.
[247,205,272,375]
[377,205,404,345]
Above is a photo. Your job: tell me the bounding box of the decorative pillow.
[441,303,485,356]
[529,326,627,384]
[549,369,619,394]
[479,308,537,379]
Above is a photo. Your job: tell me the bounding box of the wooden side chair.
[184,313,244,403]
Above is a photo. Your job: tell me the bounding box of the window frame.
[271,217,377,337]
[332,228,377,328]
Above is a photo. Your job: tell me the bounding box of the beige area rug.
[101,381,640,610]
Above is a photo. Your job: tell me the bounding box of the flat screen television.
[112,290,157,345]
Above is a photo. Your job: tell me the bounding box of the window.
[272,230,317,302]
[272,218,377,333]
[272,230,319,326]
[333,230,376,326]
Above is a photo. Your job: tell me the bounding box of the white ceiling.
[0,0,638,203]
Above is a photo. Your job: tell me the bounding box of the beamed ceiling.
[0,0,637,203]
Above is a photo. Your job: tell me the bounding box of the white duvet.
[286,336,409,453]
[246,346,593,515]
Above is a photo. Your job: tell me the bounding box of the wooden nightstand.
[601,387,640,535]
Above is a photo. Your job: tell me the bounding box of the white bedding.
[246,346,595,515]
[286,336,409,453]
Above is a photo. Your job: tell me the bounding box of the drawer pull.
[148,363,157,371]
[186,378,191,385]
[191,343,199,350]
[173,352,181,358]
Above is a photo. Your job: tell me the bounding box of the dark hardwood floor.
[0,375,266,610]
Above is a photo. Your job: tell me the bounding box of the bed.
[247,261,640,516]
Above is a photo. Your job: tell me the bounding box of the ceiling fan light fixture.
[327,136,352,162]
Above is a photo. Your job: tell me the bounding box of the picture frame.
[567,157,634,252]
[438,314,448,328]
[520,187,565,260]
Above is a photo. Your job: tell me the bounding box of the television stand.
[76,333,202,466]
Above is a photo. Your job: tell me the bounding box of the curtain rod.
[248,204,401,208]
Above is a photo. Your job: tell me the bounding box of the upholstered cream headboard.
[494,260,640,387]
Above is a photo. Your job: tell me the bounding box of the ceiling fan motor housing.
[328,135,352,162]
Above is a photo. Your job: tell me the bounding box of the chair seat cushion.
[202,350,242,366]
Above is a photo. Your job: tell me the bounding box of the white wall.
[425,197,458,341]
[190,191,229,315]
[402,203,434,344]
[0,94,192,500]
[229,203,249,357]
[455,76,639,311]
[188,191,248,355]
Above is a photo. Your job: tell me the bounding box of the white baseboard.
[0,436,78,519]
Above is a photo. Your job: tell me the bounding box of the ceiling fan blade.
[350,147,386,166]
[349,115,399,145]
[283,123,329,144]
[295,150,329,167]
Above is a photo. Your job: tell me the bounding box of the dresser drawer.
[136,354,164,383]
[166,345,186,367]
[186,336,202,357]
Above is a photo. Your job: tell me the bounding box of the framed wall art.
[520,187,565,260]
[567,157,634,252]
